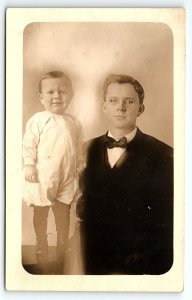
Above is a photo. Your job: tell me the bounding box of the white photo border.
[6,7,185,292]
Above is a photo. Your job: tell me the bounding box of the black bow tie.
[104,136,128,149]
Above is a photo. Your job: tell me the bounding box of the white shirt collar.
[45,110,64,118]
[108,127,137,143]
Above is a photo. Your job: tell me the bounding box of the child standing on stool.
[22,71,83,272]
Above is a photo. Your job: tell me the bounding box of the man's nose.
[117,100,126,112]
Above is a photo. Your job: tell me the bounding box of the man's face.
[39,78,72,115]
[103,82,144,132]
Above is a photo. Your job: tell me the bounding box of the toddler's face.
[39,78,72,115]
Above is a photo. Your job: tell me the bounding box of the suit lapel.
[103,141,112,170]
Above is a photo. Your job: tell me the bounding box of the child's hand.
[24,165,39,182]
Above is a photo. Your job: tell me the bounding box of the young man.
[79,74,173,275]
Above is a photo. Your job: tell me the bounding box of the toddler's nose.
[53,91,61,99]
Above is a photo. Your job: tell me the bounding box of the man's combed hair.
[38,71,73,95]
[103,74,145,104]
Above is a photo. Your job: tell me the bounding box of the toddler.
[22,71,83,271]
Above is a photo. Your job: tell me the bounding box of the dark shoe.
[36,236,48,263]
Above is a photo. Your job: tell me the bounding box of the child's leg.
[52,200,70,265]
[33,206,50,262]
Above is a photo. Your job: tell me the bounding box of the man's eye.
[124,99,134,105]
[47,90,54,94]
[109,98,118,104]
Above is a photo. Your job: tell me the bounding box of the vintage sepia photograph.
[6,8,185,291]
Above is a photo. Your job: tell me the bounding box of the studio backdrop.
[22,21,173,249]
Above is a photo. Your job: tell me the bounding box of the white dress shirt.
[107,127,137,168]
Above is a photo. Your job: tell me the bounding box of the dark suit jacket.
[80,128,173,275]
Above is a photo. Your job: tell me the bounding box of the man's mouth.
[52,102,63,105]
[114,115,126,119]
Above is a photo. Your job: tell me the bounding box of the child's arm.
[23,115,40,182]
[24,165,38,182]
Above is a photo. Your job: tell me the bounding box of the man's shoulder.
[83,135,105,155]
[140,131,173,157]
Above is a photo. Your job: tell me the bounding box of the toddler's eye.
[59,90,67,95]
[47,90,54,94]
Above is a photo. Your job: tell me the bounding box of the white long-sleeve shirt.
[22,111,84,206]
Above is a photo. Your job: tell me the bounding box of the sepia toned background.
[22,22,173,248]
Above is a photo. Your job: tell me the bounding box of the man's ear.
[102,101,106,113]
[137,104,145,117]
[39,94,43,105]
